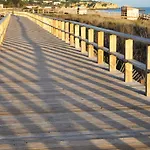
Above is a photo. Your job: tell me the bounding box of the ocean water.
[141,7,150,14]
[99,7,150,14]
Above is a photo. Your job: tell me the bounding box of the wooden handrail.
[0,14,11,45]
[14,11,150,96]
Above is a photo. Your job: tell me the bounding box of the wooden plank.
[0,136,150,150]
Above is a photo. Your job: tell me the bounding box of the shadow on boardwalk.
[0,16,150,149]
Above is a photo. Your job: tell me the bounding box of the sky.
[103,0,150,7]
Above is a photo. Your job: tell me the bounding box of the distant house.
[121,6,139,20]
[53,2,60,5]
[44,6,52,9]
[25,6,39,9]
[0,4,3,8]
[43,0,52,4]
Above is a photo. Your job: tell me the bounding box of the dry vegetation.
[46,13,150,37]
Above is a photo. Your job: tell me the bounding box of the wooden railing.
[0,14,11,44]
[14,12,150,96]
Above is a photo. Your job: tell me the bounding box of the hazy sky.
[103,0,150,7]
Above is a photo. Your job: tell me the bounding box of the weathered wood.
[70,23,74,46]
[75,24,80,49]
[56,20,59,37]
[61,21,65,41]
[12,12,150,97]
[98,31,104,64]
[58,21,61,39]
[43,17,48,31]
[0,16,150,150]
[88,29,94,58]
[49,19,52,33]
[52,19,55,35]
[54,20,57,36]
[81,27,86,53]
[125,39,133,82]
[65,22,69,43]
[40,16,43,28]
[0,14,10,44]
[47,18,51,33]
[146,45,150,96]
[109,34,117,71]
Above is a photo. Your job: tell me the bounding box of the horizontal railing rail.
[14,11,150,96]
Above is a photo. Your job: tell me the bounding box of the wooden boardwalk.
[0,16,150,150]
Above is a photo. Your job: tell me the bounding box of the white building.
[53,2,60,5]
[121,6,139,20]
[0,4,3,8]
[43,0,52,4]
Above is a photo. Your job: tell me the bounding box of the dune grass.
[46,13,150,38]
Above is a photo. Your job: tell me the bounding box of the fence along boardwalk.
[0,15,150,149]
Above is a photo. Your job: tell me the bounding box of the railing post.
[65,22,69,43]
[61,21,65,41]
[34,15,37,24]
[109,34,117,71]
[36,15,39,25]
[58,21,61,39]
[41,17,43,28]
[125,39,133,82]
[75,25,80,49]
[70,23,74,46]
[42,9,44,14]
[54,20,56,36]
[146,45,150,96]
[0,23,3,44]
[55,20,57,36]
[44,18,48,31]
[88,29,94,58]
[51,19,54,35]
[98,31,104,64]
[51,19,54,34]
[56,20,59,37]
[57,20,60,38]
[81,26,86,53]
[43,17,45,30]
[38,16,40,26]
[49,19,52,33]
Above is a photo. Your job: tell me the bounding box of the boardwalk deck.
[0,16,150,150]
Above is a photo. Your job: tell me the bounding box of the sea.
[98,7,150,15]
